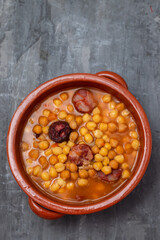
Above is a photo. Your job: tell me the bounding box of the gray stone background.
[0,0,160,239]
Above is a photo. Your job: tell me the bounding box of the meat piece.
[72,89,97,113]
[49,121,71,143]
[68,144,93,166]
[97,169,122,182]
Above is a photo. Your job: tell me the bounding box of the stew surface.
[20,88,140,203]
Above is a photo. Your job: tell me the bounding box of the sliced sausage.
[49,121,71,143]
[68,144,93,166]
[97,169,122,182]
[72,89,97,113]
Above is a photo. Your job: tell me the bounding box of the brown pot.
[7,71,152,219]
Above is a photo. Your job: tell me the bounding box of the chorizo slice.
[72,89,97,113]
[97,169,122,182]
[68,144,93,166]
[49,121,71,143]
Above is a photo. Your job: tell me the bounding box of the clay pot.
[7,71,152,219]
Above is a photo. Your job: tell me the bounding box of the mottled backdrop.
[0,0,160,239]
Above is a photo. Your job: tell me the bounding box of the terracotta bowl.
[7,71,152,219]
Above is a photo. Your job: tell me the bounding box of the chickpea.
[84,133,93,143]
[109,160,119,169]
[131,139,140,150]
[48,112,57,121]
[60,92,68,101]
[103,157,110,166]
[99,123,108,132]
[55,163,65,172]
[101,166,112,175]
[39,141,49,150]
[93,114,101,123]
[42,126,49,134]
[99,147,108,156]
[29,149,39,160]
[43,181,51,189]
[33,165,42,176]
[75,116,83,125]
[93,129,103,139]
[88,169,96,178]
[57,178,66,187]
[102,116,110,123]
[77,178,88,187]
[92,107,101,115]
[60,170,70,180]
[122,170,130,179]
[58,110,67,119]
[95,153,104,162]
[58,154,67,163]
[33,125,42,134]
[116,145,124,154]
[110,138,119,148]
[79,141,85,145]
[92,145,99,154]
[41,171,50,181]
[93,161,103,171]
[79,169,88,178]
[67,104,74,112]
[38,116,49,126]
[52,147,63,155]
[63,146,70,155]
[49,167,58,178]
[43,109,51,117]
[108,150,116,159]
[102,94,111,103]
[33,141,39,148]
[109,109,118,119]
[119,123,128,133]
[103,135,110,143]
[114,154,125,163]
[49,155,58,165]
[108,122,117,132]
[129,122,136,130]
[65,161,71,170]
[21,142,29,151]
[50,182,60,192]
[53,98,62,107]
[71,172,78,180]
[116,103,124,111]
[39,156,49,169]
[26,167,33,174]
[66,114,74,122]
[37,134,46,141]
[130,131,138,139]
[121,109,130,117]
[58,141,67,148]
[104,143,111,150]
[69,163,78,172]
[70,132,78,142]
[86,121,97,131]
[79,127,88,136]
[69,120,77,130]
[67,141,75,148]
[66,182,75,190]
[44,148,52,156]
[82,113,91,122]
[26,158,33,164]
[117,116,125,124]
[121,163,129,169]
[124,143,132,153]
[95,138,105,148]
[109,101,116,109]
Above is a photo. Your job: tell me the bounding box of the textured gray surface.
[0,0,160,239]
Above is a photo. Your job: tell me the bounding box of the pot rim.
[7,73,152,215]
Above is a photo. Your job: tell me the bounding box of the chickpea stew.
[20,88,140,203]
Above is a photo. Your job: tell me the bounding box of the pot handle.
[28,198,64,220]
[96,71,128,89]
